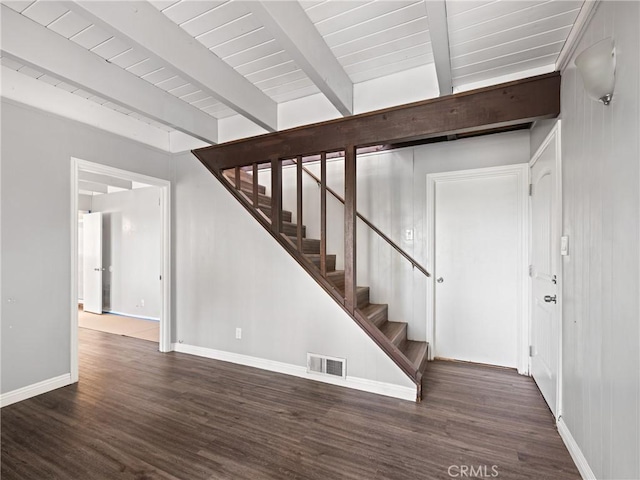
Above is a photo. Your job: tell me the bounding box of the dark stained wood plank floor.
[1,329,580,480]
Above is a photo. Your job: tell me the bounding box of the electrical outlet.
[141,299,145,307]
[405,229,413,241]
[235,328,242,340]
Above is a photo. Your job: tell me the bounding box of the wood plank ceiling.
[1,0,585,141]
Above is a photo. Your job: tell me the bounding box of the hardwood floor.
[1,329,580,480]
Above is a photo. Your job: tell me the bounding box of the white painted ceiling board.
[452,41,564,78]
[338,32,430,67]
[70,25,113,50]
[90,37,131,60]
[18,65,43,79]
[149,0,180,11]
[454,54,557,86]
[210,28,274,59]
[190,96,219,109]
[161,1,222,25]
[448,1,543,30]
[0,56,25,70]
[180,1,249,38]
[126,58,166,77]
[196,14,260,50]
[303,1,372,24]
[331,17,429,58]
[315,2,416,36]
[87,95,108,105]
[347,53,432,83]
[345,43,430,74]
[2,1,35,13]
[445,0,496,17]
[255,70,309,91]
[143,67,179,85]
[323,2,428,48]
[48,10,92,38]
[168,83,200,98]
[108,48,149,69]
[39,74,61,86]
[450,12,579,57]
[271,85,321,104]
[181,90,210,104]
[22,1,68,26]
[73,88,94,99]
[235,51,292,76]
[448,2,581,46]
[246,61,299,84]
[223,40,281,68]
[155,75,189,92]
[451,27,572,68]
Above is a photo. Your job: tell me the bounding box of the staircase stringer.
[208,167,424,400]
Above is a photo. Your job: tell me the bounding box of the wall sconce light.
[575,37,616,105]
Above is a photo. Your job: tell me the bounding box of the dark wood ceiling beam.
[193,72,560,171]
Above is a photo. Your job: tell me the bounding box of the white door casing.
[426,164,529,372]
[82,212,103,314]
[529,123,562,418]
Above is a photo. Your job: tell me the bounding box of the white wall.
[558,2,640,479]
[172,153,414,390]
[263,131,530,340]
[0,100,172,395]
[91,187,162,320]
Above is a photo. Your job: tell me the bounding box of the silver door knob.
[436,277,444,283]
[94,268,101,271]
[544,295,557,303]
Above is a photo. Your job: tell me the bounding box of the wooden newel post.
[234,166,241,190]
[270,156,282,234]
[344,145,357,313]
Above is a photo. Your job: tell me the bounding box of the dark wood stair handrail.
[292,159,431,278]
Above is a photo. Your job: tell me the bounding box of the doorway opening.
[70,158,171,383]
[426,164,530,374]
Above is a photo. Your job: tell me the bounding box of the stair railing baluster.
[344,145,357,314]
[296,155,303,253]
[234,166,241,190]
[320,152,327,278]
[270,156,282,234]
[252,163,259,208]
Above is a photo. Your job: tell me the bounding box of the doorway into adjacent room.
[71,158,171,383]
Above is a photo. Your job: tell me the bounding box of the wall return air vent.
[307,353,346,379]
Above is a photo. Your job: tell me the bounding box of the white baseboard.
[105,310,159,322]
[1,373,73,408]
[557,417,596,480]
[172,343,416,402]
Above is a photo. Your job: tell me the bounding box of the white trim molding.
[557,418,597,480]
[426,164,530,373]
[1,374,72,408]
[172,343,416,402]
[556,1,601,72]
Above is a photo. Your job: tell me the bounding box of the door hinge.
[529,345,535,357]
[529,184,533,196]
[529,264,534,277]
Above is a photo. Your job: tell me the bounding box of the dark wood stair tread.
[306,254,336,272]
[380,322,407,347]
[259,207,292,223]
[400,341,429,372]
[222,170,266,194]
[287,236,320,254]
[358,303,388,327]
[281,222,306,238]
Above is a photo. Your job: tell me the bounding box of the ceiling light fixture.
[575,37,616,106]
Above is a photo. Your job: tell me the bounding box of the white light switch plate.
[561,236,569,256]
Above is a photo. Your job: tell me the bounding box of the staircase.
[221,168,429,400]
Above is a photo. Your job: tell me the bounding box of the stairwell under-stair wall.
[172,152,416,399]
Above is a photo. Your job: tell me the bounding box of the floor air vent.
[307,353,346,379]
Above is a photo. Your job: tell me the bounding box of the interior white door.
[434,172,520,367]
[530,132,560,417]
[83,212,103,314]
